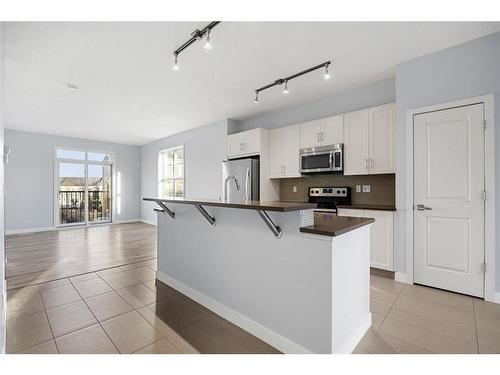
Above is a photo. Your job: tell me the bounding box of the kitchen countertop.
[336,204,396,211]
[300,214,375,237]
[143,197,317,212]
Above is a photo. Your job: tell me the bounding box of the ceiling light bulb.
[203,30,212,50]
[282,81,289,94]
[254,92,259,104]
[324,64,330,80]
[173,54,179,71]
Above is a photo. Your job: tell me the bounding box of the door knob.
[417,204,432,211]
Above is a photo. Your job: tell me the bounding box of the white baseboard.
[6,226,55,235]
[495,292,500,304]
[395,272,411,284]
[113,219,141,224]
[156,271,312,354]
[337,313,371,354]
[141,219,157,226]
[6,219,143,235]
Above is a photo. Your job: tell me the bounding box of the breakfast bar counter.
[143,197,372,354]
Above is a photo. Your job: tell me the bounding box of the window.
[158,146,184,198]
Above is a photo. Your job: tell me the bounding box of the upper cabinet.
[299,115,343,149]
[227,128,265,159]
[344,103,395,175]
[270,124,301,178]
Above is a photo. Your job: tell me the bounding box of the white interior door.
[413,103,485,297]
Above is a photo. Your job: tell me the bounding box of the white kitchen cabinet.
[369,103,395,174]
[299,120,322,149]
[227,128,264,159]
[343,110,370,175]
[300,116,343,149]
[269,124,300,178]
[337,208,394,271]
[320,115,344,146]
[343,103,395,175]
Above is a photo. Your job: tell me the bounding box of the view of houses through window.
[158,146,184,198]
[56,147,113,226]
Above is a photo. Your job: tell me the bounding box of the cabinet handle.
[370,158,373,169]
[365,159,368,169]
[320,132,324,142]
[283,165,286,175]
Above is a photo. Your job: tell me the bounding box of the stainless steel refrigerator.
[222,158,260,202]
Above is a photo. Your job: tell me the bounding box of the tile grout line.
[472,300,480,353]
[78,269,172,354]
[68,275,122,354]
[33,287,59,354]
[364,282,404,353]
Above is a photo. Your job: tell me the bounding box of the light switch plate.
[356,185,361,193]
[293,186,297,193]
[362,185,371,193]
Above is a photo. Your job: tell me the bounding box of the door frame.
[404,94,496,302]
[53,145,114,228]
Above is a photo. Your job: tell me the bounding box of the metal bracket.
[257,210,282,239]
[195,205,216,226]
[146,199,175,218]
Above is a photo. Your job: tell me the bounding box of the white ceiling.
[4,22,500,145]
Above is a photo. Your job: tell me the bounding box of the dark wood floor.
[5,222,157,290]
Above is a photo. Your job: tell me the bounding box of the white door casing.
[413,103,485,297]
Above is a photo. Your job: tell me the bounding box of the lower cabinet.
[337,208,394,271]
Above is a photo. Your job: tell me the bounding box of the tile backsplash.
[279,173,395,206]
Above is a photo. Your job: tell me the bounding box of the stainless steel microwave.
[299,144,343,173]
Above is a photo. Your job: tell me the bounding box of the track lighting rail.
[173,21,221,57]
[254,61,331,102]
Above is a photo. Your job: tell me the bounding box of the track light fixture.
[254,61,331,102]
[282,80,289,94]
[172,21,220,70]
[254,91,259,104]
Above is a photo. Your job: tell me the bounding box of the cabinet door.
[228,133,245,157]
[369,103,395,174]
[337,208,364,217]
[300,120,322,149]
[363,210,394,271]
[269,128,284,178]
[242,128,261,155]
[320,115,343,146]
[343,110,370,175]
[283,124,300,177]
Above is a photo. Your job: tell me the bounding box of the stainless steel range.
[308,186,351,219]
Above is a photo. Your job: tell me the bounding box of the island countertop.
[143,197,317,212]
[300,214,375,237]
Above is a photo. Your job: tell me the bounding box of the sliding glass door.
[56,148,113,227]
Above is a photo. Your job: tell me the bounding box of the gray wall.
[0,22,5,354]
[4,130,141,232]
[395,31,500,290]
[233,77,395,132]
[141,120,228,224]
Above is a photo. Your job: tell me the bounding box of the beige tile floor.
[6,259,500,354]
[354,275,500,354]
[6,258,278,354]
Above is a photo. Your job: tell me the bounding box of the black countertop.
[300,215,375,237]
[143,197,317,212]
[336,204,396,211]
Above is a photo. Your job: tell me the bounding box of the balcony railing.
[59,190,110,224]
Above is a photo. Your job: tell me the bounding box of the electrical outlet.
[292,186,297,193]
[356,185,361,193]
[362,185,371,193]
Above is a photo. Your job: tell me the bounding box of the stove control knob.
[336,190,340,194]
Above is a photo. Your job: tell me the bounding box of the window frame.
[158,145,185,199]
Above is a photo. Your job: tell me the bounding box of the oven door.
[300,151,333,173]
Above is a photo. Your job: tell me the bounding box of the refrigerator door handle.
[245,167,251,201]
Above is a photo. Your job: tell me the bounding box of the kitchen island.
[143,197,374,354]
